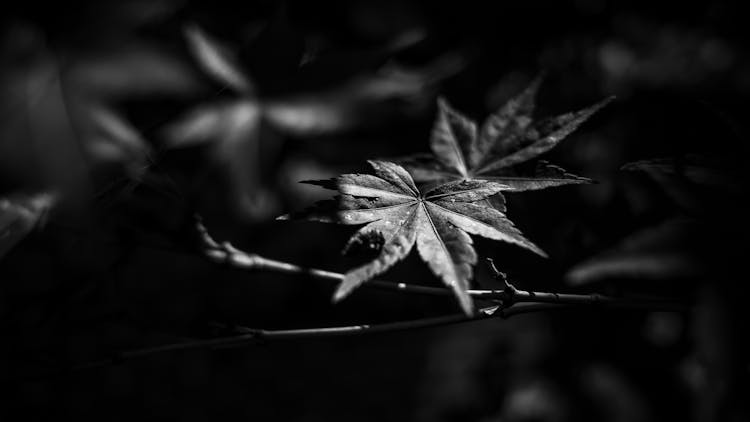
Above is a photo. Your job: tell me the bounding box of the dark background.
[2,1,748,421]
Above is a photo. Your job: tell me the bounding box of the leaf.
[184,24,255,95]
[84,104,154,179]
[0,192,57,259]
[565,218,710,285]
[66,43,200,98]
[163,100,270,219]
[264,55,465,136]
[621,155,744,215]
[621,156,732,189]
[398,78,612,193]
[568,154,746,286]
[280,161,545,315]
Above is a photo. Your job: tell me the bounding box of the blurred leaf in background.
[164,18,463,221]
[0,191,56,258]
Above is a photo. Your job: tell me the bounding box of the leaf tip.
[456,289,474,316]
[527,71,546,94]
[619,161,641,171]
[436,96,454,112]
[300,179,335,190]
[334,272,366,303]
[182,22,204,48]
[480,305,500,316]
[579,176,597,184]
[564,265,589,286]
[529,243,549,259]
[332,284,352,303]
[591,95,616,113]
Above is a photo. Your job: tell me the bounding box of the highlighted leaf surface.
[282,161,544,314]
[399,77,612,193]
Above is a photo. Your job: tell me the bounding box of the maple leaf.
[399,77,613,194]
[280,160,545,315]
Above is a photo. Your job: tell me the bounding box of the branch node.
[486,258,518,306]
[486,258,511,287]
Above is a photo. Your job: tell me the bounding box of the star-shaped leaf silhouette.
[280,160,545,315]
[399,78,613,193]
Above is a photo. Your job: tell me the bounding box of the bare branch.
[195,216,505,301]
[16,302,593,382]
[16,294,686,383]
[196,219,689,313]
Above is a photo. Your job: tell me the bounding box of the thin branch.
[16,218,668,378]
[196,219,689,311]
[18,295,686,383]
[484,258,687,310]
[19,304,496,381]
[14,217,685,384]
[18,302,586,382]
[195,217,501,300]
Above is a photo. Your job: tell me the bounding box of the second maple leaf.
[399,77,613,194]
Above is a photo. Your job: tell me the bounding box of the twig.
[484,258,686,310]
[18,293,685,383]
[17,216,684,384]
[15,219,681,379]
[16,302,582,382]
[195,217,504,301]
[14,241,690,383]
[196,219,689,312]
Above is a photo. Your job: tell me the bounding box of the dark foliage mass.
[2,1,749,421]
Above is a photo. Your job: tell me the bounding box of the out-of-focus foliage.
[2,1,749,421]
[281,160,543,314]
[165,23,463,221]
[567,155,745,285]
[621,155,745,215]
[567,218,710,285]
[0,192,56,258]
[0,18,199,212]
